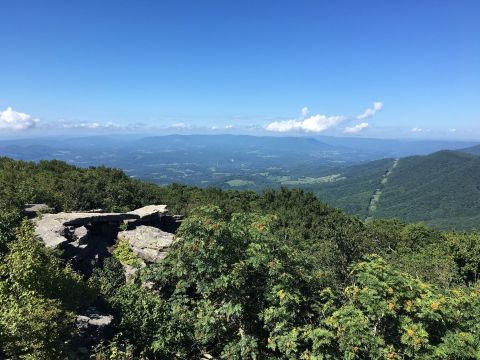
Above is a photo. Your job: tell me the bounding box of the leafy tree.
[139,206,332,358]
[447,231,480,285]
[90,256,126,299]
[303,256,480,359]
[0,221,94,359]
[0,209,22,256]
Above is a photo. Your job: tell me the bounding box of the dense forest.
[300,150,480,230]
[1,157,480,359]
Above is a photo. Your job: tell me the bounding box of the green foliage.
[119,221,129,231]
[136,206,351,357]
[307,158,395,217]
[446,231,480,285]
[118,208,480,358]
[0,221,95,359]
[93,337,142,360]
[113,239,141,267]
[365,221,460,288]
[306,256,480,359]
[109,285,183,358]
[294,151,480,230]
[2,157,480,358]
[0,157,167,212]
[90,257,126,299]
[0,209,22,256]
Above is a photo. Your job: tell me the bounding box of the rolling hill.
[304,150,480,229]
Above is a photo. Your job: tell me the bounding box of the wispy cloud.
[411,127,431,133]
[0,107,39,130]
[170,122,191,129]
[344,122,369,134]
[357,101,383,120]
[51,119,123,129]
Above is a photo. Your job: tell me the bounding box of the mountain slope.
[306,150,480,229]
[374,151,480,229]
[299,158,395,217]
[460,144,480,156]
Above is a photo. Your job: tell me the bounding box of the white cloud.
[171,122,190,129]
[265,101,383,134]
[225,125,233,129]
[265,114,346,133]
[357,101,383,120]
[301,106,309,118]
[448,128,457,133]
[0,107,39,130]
[344,122,369,134]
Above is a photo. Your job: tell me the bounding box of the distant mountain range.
[1,134,479,229]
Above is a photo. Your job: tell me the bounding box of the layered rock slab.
[35,212,139,248]
[34,206,178,275]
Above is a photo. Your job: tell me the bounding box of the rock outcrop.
[32,205,180,356]
[73,307,114,357]
[35,212,138,248]
[34,205,180,275]
[118,225,174,263]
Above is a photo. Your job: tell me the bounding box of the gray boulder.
[118,225,174,263]
[74,307,114,355]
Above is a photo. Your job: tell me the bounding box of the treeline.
[1,158,480,359]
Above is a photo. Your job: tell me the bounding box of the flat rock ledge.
[35,212,139,248]
[128,204,168,219]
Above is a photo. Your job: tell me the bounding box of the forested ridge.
[303,150,480,230]
[1,157,480,359]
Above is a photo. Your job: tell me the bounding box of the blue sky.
[0,0,479,139]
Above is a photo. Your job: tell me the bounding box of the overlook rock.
[34,205,180,275]
[35,212,138,248]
